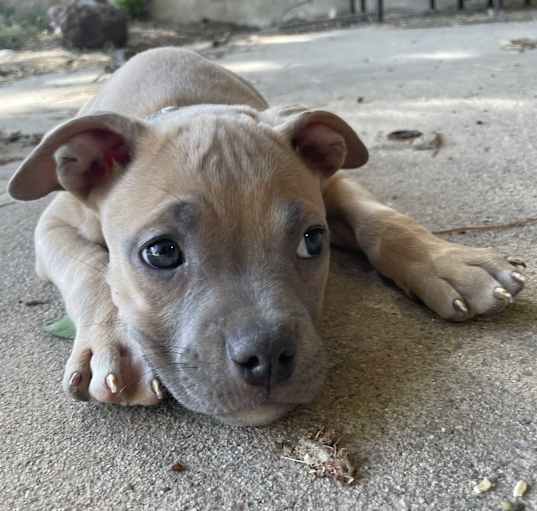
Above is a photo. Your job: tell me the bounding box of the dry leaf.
[282,427,356,486]
[387,129,423,141]
[44,315,76,340]
[170,463,186,473]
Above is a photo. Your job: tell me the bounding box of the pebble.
[513,480,528,498]
[473,478,493,494]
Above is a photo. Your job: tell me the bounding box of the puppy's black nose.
[227,331,296,387]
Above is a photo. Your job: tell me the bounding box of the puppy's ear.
[8,112,148,201]
[262,106,368,177]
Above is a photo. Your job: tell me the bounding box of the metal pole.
[360,0,366,13]
[377,0,383,22]
[430,0,436,10]
[350,0,356,14]
[458,0,464,9]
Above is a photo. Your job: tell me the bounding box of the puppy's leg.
[323,175,525,321]
[36,194,163,404]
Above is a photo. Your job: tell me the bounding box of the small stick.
[281,456,310,465]
[433,216,537,236]
[280,0,312,22]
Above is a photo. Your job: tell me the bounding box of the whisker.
[134,332,219,367]
[117,362,201,394]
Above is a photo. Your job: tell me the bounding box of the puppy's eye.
[297,227,325,259]
[141,239,184,269]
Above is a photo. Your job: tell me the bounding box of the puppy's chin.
[214,403,296,426]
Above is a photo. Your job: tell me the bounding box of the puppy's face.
[104,112,331,424]
[9,105,367,424]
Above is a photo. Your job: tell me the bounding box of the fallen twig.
[413,132,444,157]
[211,31,233,48]
[433,216,537,236]
[282,456,310,465]
[502,38,537,52]
[280,0,313,23]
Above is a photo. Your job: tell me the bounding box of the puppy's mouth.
[164,379,311,425]
[215,402,297,426]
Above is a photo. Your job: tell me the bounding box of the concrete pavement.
[1,19,537,510]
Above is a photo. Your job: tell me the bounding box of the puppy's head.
[9,105,367,425]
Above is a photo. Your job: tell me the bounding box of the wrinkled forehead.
[107,113,325,231]
[169,112,297,189]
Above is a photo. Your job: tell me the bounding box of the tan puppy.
[8,48,526,425]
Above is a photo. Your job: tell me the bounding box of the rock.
[58,0,128,50]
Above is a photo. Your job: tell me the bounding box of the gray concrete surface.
[1,19,537,511]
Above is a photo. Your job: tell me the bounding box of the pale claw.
[453,298,469,314]
[151,378,163,400]
[511,271,526,284]
[106,373,119,394]
[493,287,513,304]
[69,371,82,388]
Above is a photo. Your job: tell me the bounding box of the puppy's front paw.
[62,327,164,406]
[407,243,526,321]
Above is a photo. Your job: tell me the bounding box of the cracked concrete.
[1,18,536,511]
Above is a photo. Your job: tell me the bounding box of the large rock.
[56,0,128,49]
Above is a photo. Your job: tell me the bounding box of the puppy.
[8,48,525,425]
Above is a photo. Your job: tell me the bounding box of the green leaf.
[44,315,76,340]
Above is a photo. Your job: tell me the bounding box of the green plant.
[0,4,48,29]
[0,4,48,49]
[111,0,148,19]
[0,24,28,50]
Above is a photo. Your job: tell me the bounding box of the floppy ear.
[8,112,148,201]
[262,106,368,177]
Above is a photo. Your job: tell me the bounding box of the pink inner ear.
[86,129,131,189]
[92,129,131,170]
[293,123,347,177]
[57,129,132,197]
